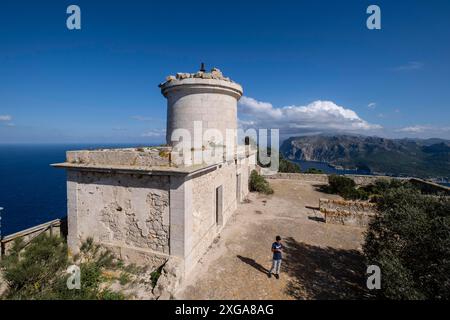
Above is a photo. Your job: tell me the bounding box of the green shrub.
[320,175,375,200]
[320,175,360,199]
[359,179,405,198]
[327,175,356,193]
[249,170,274,195]
[345,187,369,200]
[0,235,125,300]
[364,187,450,299]
[0,234,68,299]
[119,272,131,286]
[304,168,324,174]
[278,154,301,173]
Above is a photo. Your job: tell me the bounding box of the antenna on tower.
[200,62,206,72]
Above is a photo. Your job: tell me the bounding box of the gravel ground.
[176,179,369,300]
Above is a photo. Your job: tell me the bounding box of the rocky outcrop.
[281,135,399,163]
[153,257,184,300]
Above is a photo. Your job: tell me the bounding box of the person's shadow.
[237,255,269,275]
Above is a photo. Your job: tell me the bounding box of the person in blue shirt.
[268,235,283,279]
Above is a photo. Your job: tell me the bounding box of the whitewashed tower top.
[159,66,243,147]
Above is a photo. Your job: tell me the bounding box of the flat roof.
[51,162,219,176]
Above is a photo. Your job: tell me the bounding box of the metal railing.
[0,217,67,259]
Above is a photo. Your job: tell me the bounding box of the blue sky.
[1,0,449,143]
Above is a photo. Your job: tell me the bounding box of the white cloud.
[396,125,450,134]
[368,102,377,109]
[394,61,423,71]
[131,115,154,121]
[0,115,12,121]
[112,126,127,131]
[141,129,166,137]
[396,125,429,133]
[238,96,382,135]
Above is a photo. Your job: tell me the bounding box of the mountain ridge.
[280,135,450,178]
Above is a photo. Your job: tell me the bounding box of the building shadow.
[282,237,371,299]
[314,184,334,194]
[236,255,270,275]
[305,205,325,223]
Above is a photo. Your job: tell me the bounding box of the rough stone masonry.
[53,67,257,289]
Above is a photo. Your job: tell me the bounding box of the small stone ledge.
[52,146,256,174]
[66,146,173,167]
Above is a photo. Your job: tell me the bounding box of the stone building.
[53,66,256,280]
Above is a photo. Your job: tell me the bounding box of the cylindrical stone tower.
[159,66,243,148]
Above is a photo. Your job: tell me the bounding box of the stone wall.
[265,173,329,183]
[61,148,256,279]
[186,162,238,274]
[264,172,400,186]
[349,175,398,186]
[319,198,377,227]
[184,154,255,275]
[68,170,170,269]
[409,178,450,195]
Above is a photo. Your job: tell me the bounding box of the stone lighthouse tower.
[54,66,256,291]
[159,65,243,148]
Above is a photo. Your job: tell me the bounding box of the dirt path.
[176,179,369,300]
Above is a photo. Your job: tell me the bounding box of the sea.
[292,160,372,175]
[0,145,448,237]
[0,143,142,237]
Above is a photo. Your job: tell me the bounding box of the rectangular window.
[215,185,223,226]
[236,174,241,203]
